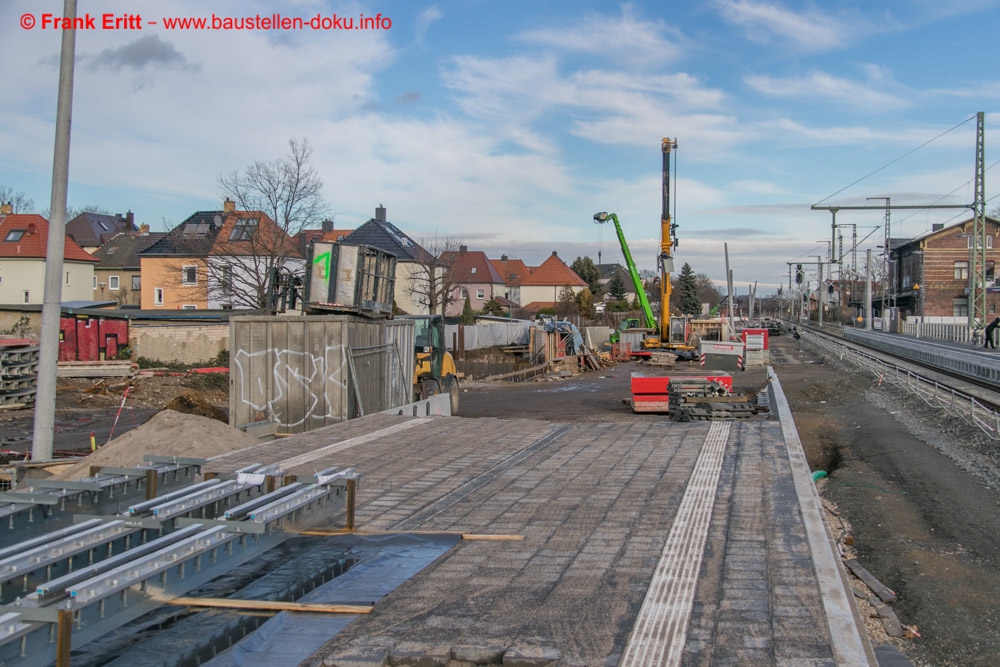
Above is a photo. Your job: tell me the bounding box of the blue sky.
[2,0,999,293]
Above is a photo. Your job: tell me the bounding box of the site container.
[304,242,396,316]
[229,315,414,434]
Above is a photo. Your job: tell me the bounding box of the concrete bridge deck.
[203,373,873,666]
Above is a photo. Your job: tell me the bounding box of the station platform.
[202,370,875,666]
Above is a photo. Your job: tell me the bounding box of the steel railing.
[806,330,1000,441]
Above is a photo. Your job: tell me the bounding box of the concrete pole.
[818,262,824,327]
[724,243,735,338]
[864,248,873,330]
[33,0,78,462]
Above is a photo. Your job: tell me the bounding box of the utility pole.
[865,249,873,330]
[33,0,78,462]
[972,111,987,328]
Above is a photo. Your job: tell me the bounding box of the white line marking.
[278,418,432,470]
[620,421,730,667]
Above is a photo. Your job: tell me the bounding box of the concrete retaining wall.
[130,323,229,364]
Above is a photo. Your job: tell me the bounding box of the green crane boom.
[593,212,656,331]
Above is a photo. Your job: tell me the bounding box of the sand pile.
[55,410,260,480]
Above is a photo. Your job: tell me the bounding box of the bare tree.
[210,138,329,309]
[0,186,35,214]
[405,236,465,315]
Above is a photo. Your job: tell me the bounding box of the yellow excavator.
[410,315,460,414]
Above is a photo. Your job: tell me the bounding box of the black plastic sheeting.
[203,532,459,667]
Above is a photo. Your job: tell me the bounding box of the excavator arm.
[593,212,656,331]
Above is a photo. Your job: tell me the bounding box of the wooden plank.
[166,596,372,614]
[844,558,897,603]
[297,528,524,541]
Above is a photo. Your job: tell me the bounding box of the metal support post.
[865,249,873,330]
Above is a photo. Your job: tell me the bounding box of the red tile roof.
[440,249,504,283]
[0,214,98,262]
[518,253,586,287]
[491,257,531,286]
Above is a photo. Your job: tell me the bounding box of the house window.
[93,276,97,289]
[4,230,24,242]
[955,261,969,280]
[154,288,164,306]
[109,275,120,290]
[965,236,995,249]
[22,291,29,304]
[182,265,197,285]
[65,272,71,286]
[460,288,468,299]
[953,299,969,318]
[132,275,141,291]
[477,289,485,300]
[229,218,256,241]
[182,304,198,310]
[220,265,233,294]
[470,267,477,274]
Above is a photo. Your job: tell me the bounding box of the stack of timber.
[580,345,604,371]
[0,339,39,407]
[668,378,755,422]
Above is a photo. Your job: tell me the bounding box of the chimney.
[375,204,386,222]
[459,244,467,253]
[932,223,943,232]
[322,218,333,233]
[223,198,236,213]
[0,202,11,215]
[551,250,558,257]
[139,223,150,235]
[501,254,508,261]
[126,211,135,229]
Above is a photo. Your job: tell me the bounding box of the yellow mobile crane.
[596,138,694,354]
[657,137,694,351]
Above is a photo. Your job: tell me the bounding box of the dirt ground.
[0,372,229,456]
[770,333,1000,667]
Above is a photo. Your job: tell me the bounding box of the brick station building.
[892,216,1000,320]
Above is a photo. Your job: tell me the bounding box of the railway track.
[794,323,1000,439]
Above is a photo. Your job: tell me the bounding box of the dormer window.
[4,230,24,242]
[229,219,257,241]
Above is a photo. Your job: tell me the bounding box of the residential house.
[138,199,303,310]
[439,245,505,316]
[90,225,166,306]
[596,263,637,302]
[490,254,531,306]
[517,251,588,311]
[66,211,138,252]
[294,219,354,258]
[341,206,437,315]
[0,209,99,304]
[890,216,1000,320]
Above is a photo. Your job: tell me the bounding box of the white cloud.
[745,70,907,111]
[517,3,682,67]
[413,6,443,45]
[714,0,857,51]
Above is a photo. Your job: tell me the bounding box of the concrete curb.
[768,366,877,666]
